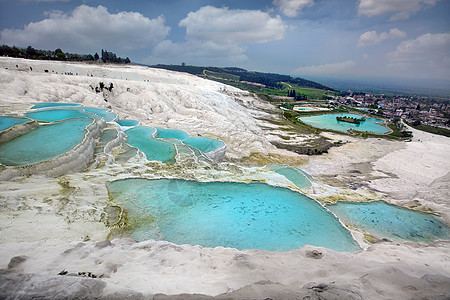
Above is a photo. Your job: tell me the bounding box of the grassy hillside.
[150,64,335,100]
[280,82,337,100]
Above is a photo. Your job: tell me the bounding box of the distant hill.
[150,64,334,92]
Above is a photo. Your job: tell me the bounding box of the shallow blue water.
[116,144,138,162]
[155,127,191,140]
[125,126,176,163]
[31,102,82,109]
[82,107,117,122]
[298,113,389,134]
[267,164,311,189]
[183,136,225,153]
[327,201,450,243]
[118,119,140,127]
[0,118,93,166]
[0,117,30,131]
[95,129,118,154]
[107,178,360,252]
[25,108,99,122]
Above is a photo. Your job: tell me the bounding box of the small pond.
[125,126,176,163]
[118,119,140,127]
[327,201,450,243]
[106,178,360,252]
[31,102,82,109]
[0,118,93,166]
[183,136,225,153]
[298,113,389,134]
[95,129,118,154]
[124,126,225,163]
[155,127,191,140]
[267,164,312,189]
[0,116,30,132]
[82,107,117,122]
[25,108,99,122]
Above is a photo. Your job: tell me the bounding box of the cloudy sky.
[0,0,449,85]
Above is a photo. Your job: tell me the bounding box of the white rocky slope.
[0,58,278,160]
[0,58,449,299]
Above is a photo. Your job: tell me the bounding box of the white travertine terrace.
[203,143,227,162]
[0,119,39,143]
[0,57,449,299]
[0,118,105,180]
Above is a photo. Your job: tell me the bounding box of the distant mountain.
[150,64,334,91]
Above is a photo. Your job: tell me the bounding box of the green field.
[200,69,337,101]
[281,82,337,99]
[204,70,240,81]
[260,87,287,96]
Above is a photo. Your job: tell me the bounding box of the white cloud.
[389,32,450,63]
[273,0,314,17]
[295,60,356,75]
[357,0,440,20]
[179,6,286,44]
[0,5,170,54]
[358,28,406,47]
[386,33,450,79]
[152,6,286,61]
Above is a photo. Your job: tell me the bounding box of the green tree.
[56,52,65,60]
[26,46,37,58]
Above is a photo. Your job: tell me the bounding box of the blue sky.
[0,0,449,85]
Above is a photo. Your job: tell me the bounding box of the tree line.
[287,89,307,101]
[101,49,130,64]
[151,64,334,91]
[0,44,130,64]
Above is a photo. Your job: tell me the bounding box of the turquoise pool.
[25,108,99,122]
[183,136,225,153]
[106,179,360,252]
[118,119,140,127]
[125,126,176,163]
[124,125,225,163]
[267,164,312,189]
[298,113,389,134]
[115,144,138,162]
[28,105,116,122]
[31,102,82,109]
[155,127,191,140]
[0,116,30,132]
[95,129,118,154]
[327,201,450,243]
[0,118,93,166]
[82,107,117,122]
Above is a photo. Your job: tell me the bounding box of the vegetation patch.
[228,152,307,167]
[363,233,379,244]
[406,122,450,137]
[58,177,76,196]
[151,64,335,98]
[336,116,365,124]
[281,82,338,100]
[204,70,240,81]
[1,44,130,63]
